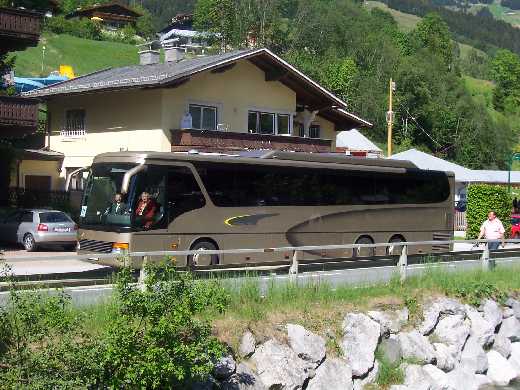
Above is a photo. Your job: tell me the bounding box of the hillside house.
[65,2,141,30]
[24,48,372,189]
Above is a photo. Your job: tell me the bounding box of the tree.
[491,49,520,112]
[415,13,454,67]
[193,0,237,49]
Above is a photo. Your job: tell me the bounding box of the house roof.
[65,2,142,19]
[390,149,520,184]
[336,129,381,152]
[23,48,372,129]
[20,149,64,161]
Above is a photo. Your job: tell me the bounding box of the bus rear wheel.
[188,241,219,267]
[387,235,406,256]
[354,236,375,258]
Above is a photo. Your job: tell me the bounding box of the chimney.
[139,49,160,65]
[164,47,185,63]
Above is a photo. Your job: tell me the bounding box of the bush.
[44,16,102,41]
[466,184,512,239]
[0,263,230,388]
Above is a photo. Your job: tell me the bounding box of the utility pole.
[387,78,395,157]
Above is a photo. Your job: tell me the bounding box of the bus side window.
[167,167,206,220]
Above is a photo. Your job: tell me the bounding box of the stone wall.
[201,296,520,389]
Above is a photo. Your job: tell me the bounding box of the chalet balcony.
[171,129,332,153]
[0,96,39,137]
[0,7,42,54]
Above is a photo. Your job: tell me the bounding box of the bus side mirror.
[65,167,89,191]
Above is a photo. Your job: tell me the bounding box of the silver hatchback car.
[0,209,77,251]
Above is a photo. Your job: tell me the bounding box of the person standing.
[477,211,505,250]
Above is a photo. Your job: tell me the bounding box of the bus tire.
[387,235,406,256]
[188,240,219,267]
[354,236,375,258]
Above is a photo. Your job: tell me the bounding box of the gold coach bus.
[77,150,454,267]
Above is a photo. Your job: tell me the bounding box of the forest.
[191,0,519,170]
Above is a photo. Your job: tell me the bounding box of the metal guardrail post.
[289,250,300,281]
[138,256,148,291]
[399,245,408,283]
[481,245,494,271]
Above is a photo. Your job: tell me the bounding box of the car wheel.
[23,233,37,252]
[514,232,520,239]
[188,241,219,267]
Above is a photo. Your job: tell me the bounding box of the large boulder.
[432,314,470,354]
[367,308,408,335]
[510,343,520,379]
[398,331,436,364]
[286,324,326,366]
[419,298,465,335]
[402,364,433,390]
[498,316,520,342]
[214,355,237,380]
[433,343,457,372]
[353,360,379,390]
[445,367,484,390]
[221,363,266,390]
[486,350,517,386]
[306,358,353,390]
[492,333,512,358]
[460,337,488,374]
[422,364,454,390]
[238,331,256,358]
[481,299,502,329]
[341,313,381,377]
[464,305,495,347]
[250,339,309,389]
[380,335,402,365]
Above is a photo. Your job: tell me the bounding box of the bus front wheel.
[188,240,220,267]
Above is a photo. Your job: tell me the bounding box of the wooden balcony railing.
[171,129,332,153]
[0,96,39,136]
[0,7,42,53]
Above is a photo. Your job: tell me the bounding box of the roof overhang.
[25,48,372,129]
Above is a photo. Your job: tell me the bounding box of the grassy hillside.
[364,1,421,31]
[12,33,139,77]
[469,1,520,28]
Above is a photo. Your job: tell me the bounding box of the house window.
[296,123,320,138]
[189,104,217,130]
[63,109,86,137]
[248,111,291,135]
[309,124,321,139]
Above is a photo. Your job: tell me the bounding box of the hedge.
[466,184,512,239]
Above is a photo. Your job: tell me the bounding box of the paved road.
[0,246,108,276]
[3,242,520,277]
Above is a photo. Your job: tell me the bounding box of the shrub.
[466,184,511,239]
[44,16,102,41]
[0,263,230,388]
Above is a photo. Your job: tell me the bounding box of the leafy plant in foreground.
[97,263,230,388]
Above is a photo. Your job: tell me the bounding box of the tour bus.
[77,150,454,267]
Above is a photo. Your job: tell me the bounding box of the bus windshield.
[80,163,205,232]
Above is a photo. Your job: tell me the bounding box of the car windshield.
[80,163,168,231]
[512,217,520,225]
[39,212,72,223]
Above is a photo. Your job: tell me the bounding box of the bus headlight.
[112,242,129,254]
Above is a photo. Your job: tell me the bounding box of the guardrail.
[2,238,520,274]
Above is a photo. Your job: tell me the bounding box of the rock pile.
[210,297,520,389]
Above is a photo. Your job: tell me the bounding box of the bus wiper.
[121,164,147,194]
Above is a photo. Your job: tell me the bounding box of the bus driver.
[135,192,158,229]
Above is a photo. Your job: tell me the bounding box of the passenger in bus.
[105,193,127,215]
[135,191,158,229]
